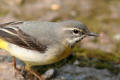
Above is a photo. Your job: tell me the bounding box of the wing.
[0,21,23,27]
[0,21,47,53]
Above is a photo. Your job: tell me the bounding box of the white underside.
[6,43,71,66]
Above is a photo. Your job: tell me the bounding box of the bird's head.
[60,20,98,47]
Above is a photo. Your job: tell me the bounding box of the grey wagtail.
[0,20,98,80]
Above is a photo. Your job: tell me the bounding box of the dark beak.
[87,32,99,37]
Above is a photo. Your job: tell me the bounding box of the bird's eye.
[73,29,79,34]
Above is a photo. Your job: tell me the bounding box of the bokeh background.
[0,0,120,80]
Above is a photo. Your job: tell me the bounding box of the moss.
[74,46,119,62]
[73,46,120,74]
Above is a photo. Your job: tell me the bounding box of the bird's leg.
[25,64,43,80]
[12,56,21,76]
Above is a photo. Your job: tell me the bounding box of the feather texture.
[0,22,47,53]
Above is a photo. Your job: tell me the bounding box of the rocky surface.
[0,51,120,80]
[54,64,120,80]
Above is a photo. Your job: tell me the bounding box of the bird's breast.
[44,45,72,64]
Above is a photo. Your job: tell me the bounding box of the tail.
[0,38,8,50]
[0,21,23,50]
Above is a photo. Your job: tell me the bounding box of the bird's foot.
[14,67,25,80]
[25,65,44,80]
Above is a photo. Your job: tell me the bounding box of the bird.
[0,20,98,80]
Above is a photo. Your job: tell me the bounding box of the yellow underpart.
[0,38,8,50]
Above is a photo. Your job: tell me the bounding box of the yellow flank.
[62,47,72,59]
[0,38,8,50]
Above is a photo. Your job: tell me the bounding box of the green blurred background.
[0,0,120,79]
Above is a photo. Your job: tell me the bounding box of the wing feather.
[0,22,47,53]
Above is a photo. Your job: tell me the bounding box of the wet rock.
[53,64,120,80]
[73,60,79,65]
[42,68,55,79]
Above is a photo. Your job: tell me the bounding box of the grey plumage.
[18,20,90,46]
[0,20,98,54]
[19,21,64,46]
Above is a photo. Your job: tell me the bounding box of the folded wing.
[0,22,47,53]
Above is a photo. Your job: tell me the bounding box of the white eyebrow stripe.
[0,28,17,36]
[63,27,79,30]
